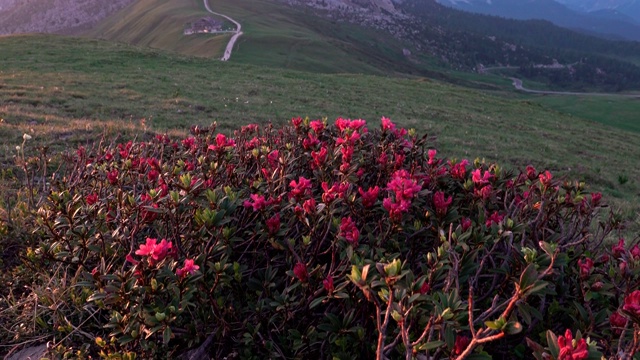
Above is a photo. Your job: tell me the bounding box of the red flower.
[630,244,640,260]
[453,335,470,355]
[358,186,380,208]
[387,170,421,202]
[623,290,640,318]
[433,191,452,217]
[609,311,627,334]
[322,182,349,203]
[381,116,395,131]
[419,282,430,295]
[208,133,236,152]
[557,329,588,360]
[303,198,316,215]
[539,170,553,188]
[309,120,325,133]
[151,239,173,263]
[485,211,504,227]
[339,217,359,246]
[291,116,303,129]
[182,137,196,150]
[323,276,334,293]
[612,238,625,258]
[311,147,328,168]
[289,176,312,200]
[147,169,159,181]
[125,254,139,265]
[461,217,472,232]
[302,134,320,150]
[427,149,437,166]
[526,165,537,180]
[135,238,158,256]
[107,169,118,185]
[450,159,468,180]
[591,192,602,206]
[86,193,99,205]
[293,262,308,283]
[578,258,594,278]
[176,259,200,278]
[471,169,492,185]
[244,194,267,211]
[266,213,281,235]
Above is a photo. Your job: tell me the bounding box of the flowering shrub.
[22,117,640,358]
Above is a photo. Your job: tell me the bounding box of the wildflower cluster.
[24,117,638,359]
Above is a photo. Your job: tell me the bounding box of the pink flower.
[427,149,437,166]
[266,213,281,235]
[630,244,640,260]
[135,238,158,256]
[176,259,200,278]
[419,282,430,295]
[557,329,588,360]
[539,170,553,188]
[323,276,334,293]
[125,253,139,265]
[339,217,359,246]
[526,165,537,180]
[623,290,640,318]
[151,239,173,262]
[358,186,380,208]
[302,134,320,150]
[208,133,236,152]
[609,311,627,334]
[107,169,118,185]
[309,120,325,133]
[303,198,316,215]
[612,238,626,258]
[244,194,267,211]
[289,177,312,200]
[86,193,99,205]
[475,185,492,200]
[291,117,303,129]
[471,169,492,185]
[267,150,279,168]
[453,336,471,355]
[461,218,472,232]
[322,182,349,203]
[387,170,421,202]
[433,191,452,217]
[147,169,159,181]
[450,160,468,180]
[381,117,395,131]
[311,147,328,168]
[293,262,308,283]
[485,211,504,227]
[577,258,594,278]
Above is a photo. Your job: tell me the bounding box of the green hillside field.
[0,34,638,232]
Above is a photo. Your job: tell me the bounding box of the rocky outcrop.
[0,0,135,35]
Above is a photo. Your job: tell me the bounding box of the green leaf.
[523,280,549,297]
[519,264,538,291]
[546,330,560,359]
[309,296,326,309]
[163,326,172,345]
[484,320,501,330]
[504,321,523,335]
[417,340,445,351]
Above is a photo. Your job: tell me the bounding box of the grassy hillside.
[87,0,443,76]
[87,0,230,58]
[1,35,638,232]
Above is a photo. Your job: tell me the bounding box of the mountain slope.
[0,0,135,35]
[436,0,640,41]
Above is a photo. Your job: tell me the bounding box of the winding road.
[511,77,640,98]
[203,0,243,61]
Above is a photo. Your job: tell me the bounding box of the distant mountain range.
[436,0,640,41]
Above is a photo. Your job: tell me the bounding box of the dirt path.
[511,77,640,98]
[203,0,243,61]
